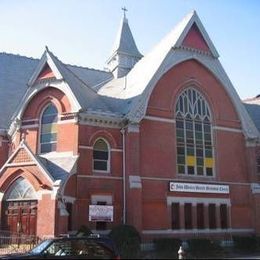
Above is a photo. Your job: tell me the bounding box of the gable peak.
[27,47,64,86]
[182,22,211,53]
[175,10,219,58]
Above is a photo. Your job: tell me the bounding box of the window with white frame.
[175,88,214,176]
[40,103,58,153]
[93,139,110,172]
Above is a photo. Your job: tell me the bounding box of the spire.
[106,9,143,78]
[122,6,127,19]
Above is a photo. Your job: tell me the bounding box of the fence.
[0,231,40,256]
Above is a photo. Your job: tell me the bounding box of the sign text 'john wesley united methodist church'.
[169,182,229,194]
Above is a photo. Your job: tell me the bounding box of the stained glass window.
[40,104,58,153]
[175,88,214,177]
[93,139,110,172]
[5,177,37,201]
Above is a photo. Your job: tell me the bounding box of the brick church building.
[0,10,260,239]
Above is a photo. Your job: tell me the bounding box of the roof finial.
[121,6,128,18]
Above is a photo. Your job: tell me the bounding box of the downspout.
[121,128,126,224]
[121,75,128,224]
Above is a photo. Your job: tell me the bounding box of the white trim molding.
[127,123,139,133]
[79,145,123,152]
[213,126,242,133]
[77,175,122,180]
[142,228,254,235]
[0,192,4,202]
[144,116,175,124]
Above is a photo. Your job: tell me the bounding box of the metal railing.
[0,231,41,256]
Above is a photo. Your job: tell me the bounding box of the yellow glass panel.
[186,156,195,166]
[204,158,214,167]
[42,123,57,133]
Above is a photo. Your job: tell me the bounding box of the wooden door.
[3,200,37,236]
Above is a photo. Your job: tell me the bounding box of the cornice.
[175,46,212,57]
[78,112,124,129]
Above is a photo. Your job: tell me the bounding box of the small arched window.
[175,88,214,177]
[93,139,110,172]
[40,103,58,153]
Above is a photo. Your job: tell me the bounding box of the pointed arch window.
[175,88,214,177]
[93,139,110,172]
[40,104,58,153]
[5,177,37,201]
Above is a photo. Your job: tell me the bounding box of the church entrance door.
[3,200,37,235]
[1,177,38,236]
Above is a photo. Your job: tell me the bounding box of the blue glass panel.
[43,105,58,116]
[40,133,57,143]
[42,114,58,124]
[41,143,57,153]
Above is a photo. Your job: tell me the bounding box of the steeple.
[106,8,143,78]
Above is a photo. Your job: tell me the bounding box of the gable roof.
[99,11,218,100]
[1,11,258,141]
[0,51,113,131]
[32,48,115,113]
[0,140,78,189]
[0,139,55,185]
[98,10,259,140]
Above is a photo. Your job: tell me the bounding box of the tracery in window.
[175,88,214,176]
[40,103,58,153]
[93,139,110,172]
[5,177,37,201]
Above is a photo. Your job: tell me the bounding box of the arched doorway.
[2,177,38,236]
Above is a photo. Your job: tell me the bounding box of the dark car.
[1,235,120,259]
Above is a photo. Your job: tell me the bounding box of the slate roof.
[99,10,217,100]
[67,64,112,90]
[98,10,218,115]
[108,16,142,59]
[0,52,113,130]
[0,53,38,130]
[39,153,78,182]
[1,11,259,140]
[243,97,260,133]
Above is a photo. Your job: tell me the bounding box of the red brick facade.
[0,11,259,241]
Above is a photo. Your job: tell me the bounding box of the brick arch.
[89,130,117,148]
[146,59,239,125]
[22,87,71,119]
[0,168,51,194]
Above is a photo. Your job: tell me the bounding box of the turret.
[106,8,142,78]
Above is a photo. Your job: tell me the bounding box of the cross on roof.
[122,7,128,18]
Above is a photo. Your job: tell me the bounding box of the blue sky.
[0,0,259,99]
